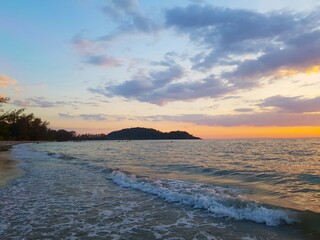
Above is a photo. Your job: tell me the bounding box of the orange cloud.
[305,65,320,75]
[277,69,298,77]
[278,65,320,77]
[0,75,17,88]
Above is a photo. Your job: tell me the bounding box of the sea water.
[0,139,319,239]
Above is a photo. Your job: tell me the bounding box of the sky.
[1,0,320,139]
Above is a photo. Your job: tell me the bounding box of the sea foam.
[12,143,297,227]
[109,170,296,226]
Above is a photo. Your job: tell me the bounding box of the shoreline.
[0,141,27,187]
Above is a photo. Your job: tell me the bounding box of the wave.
[47,152,77,160]
[109,170,296,226]
[18,145,299,227]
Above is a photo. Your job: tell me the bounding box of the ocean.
[0,139,319,239]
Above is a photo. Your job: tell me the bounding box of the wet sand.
[0,142,23,187]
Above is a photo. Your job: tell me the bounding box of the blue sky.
[1,0,320,138]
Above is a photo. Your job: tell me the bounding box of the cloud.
[12,97,100,109]
[71,31,94,53]
[140,95,320,126]
[221,96,242,100]
[58,113,126,122]
[166,5,297,53]
[143,76,232,105]
[58,113,74,119]
[13,97,66,108]
[71,29,124,69]
[234,108,254,112]
[0,75,17,88]
[90,62,210,105]
[90,70,235,105]
[147,112,320,127]
[78,114,107,121]
[258,95,320,113]
[223,31,320,88]
[165,5,320,87]
[89,61,239,105]
[101,0,161,41]
[85,3,319,105]
[11,100,31,108]
[141,94,320,125]
[112,0,138,12]
[85,55,123,67]
[103,0,138,21]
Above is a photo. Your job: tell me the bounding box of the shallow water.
[1,139,319,239]
[0,150,23,187]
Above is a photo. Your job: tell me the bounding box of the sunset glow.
[1,0,320,139]
[190,126,320,139]
[306,66,320,75]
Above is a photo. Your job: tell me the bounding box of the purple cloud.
[13,97,99,109]
[234,108,254,113]
[72,0,160,70]
[86,3,320,105]
[89,63,193,105]
[79,114,107,121]
[101,0,161,41]
[59,113,127,122]
[258,95,320,113]
[59,113,107,121]
[85,55,123,68]
[71,32,93,52]
[166,5,320,87]
[13,97,66,108]
[89,62,238,105]
[58,113,74,119]
[147,112,320,127]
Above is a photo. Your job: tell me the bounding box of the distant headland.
[1,98,200,141]
[105,127,201,140]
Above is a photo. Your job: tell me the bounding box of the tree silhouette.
[0,98,64,141]
[0,98,200,141]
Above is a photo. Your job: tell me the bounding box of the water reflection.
[33,139,320,213]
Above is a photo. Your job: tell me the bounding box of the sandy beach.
[0,142,24,187]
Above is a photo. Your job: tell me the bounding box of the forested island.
[0,97,200,141]
[105,127,200,140]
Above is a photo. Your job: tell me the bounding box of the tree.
[0,107,51,140]
[55,129,76,141]
[0,97,10,140]
[30,118,49,140]
[0,97,79,141]
[0,96,9,104]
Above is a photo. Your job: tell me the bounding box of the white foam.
[109,170,296,226]
[194,231,217,240]
[10,143,296,228]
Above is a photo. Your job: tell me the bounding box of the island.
[105,127,201,140]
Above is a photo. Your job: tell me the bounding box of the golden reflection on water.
[108,139,320,213]
[34,139,320,213]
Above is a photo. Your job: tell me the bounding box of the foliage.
[75,133,107,141]
[0,99,200,141]
[0,96,10,104]
[105,127,200,140]
[0,99,76,141]
[0,108,47,140]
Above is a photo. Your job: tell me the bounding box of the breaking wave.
[18,144,299,227]
[108,170,296,226]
